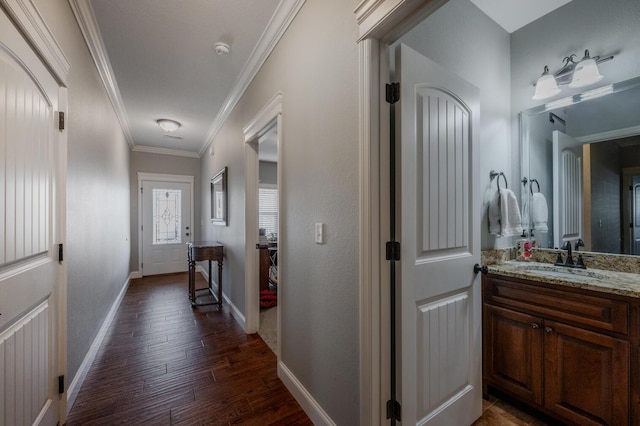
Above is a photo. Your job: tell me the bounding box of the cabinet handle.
[531,323,539,329]
[545,327,553,333]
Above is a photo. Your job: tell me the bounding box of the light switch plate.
[315,223,324,244]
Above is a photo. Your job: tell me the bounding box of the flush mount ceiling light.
[214,42,230,56]
[157,118,181,132]
[532,49,613,100]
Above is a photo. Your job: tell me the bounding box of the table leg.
[217,259,223,308]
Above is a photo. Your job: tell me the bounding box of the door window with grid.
[152,189,182,244]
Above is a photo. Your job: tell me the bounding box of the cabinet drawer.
[484,276,629,335]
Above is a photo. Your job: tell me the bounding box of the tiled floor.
[473,395,558,426]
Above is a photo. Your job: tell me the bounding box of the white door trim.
[137,172,194,276]
[0,0,70,86]
[242,93,282,351]
[353,1,451,424]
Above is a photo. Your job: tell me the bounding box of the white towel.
[500,189,524,237]
[488,189,523,237]
[531,192,549,233]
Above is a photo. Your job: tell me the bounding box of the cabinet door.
[483,304,544,404]
[544,320,629,425]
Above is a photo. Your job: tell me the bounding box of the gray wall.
[590,142,622,253]
[34,0,132,384]
[200,0,360,422]
[396,0,512,249]
[621,139,640,169]
[129,151,201,271]
[259,161,277,185]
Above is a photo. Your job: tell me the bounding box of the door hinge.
[386,82,400,104]
[57,111,65,130]
[58,375,64,394]
[58,243,63,262]
[141,187,143,193]
[386,399,401,421]
[386,241,400,261]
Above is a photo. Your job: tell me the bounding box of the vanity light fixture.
[532,66,560,100]
[157,118,181,133]
[532,49,613,100]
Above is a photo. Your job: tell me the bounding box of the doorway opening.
[243,93,283,361]
[256,123,279,354]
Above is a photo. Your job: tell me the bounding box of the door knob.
[545,327,553,333]
[473,264,488,275]
[531,323,539,329]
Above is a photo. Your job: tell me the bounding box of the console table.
[187,241,223,308]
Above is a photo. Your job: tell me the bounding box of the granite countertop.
[488,260,640,299]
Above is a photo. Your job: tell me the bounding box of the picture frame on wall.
[211,166,228,225]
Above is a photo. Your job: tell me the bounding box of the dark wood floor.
[66,272,311,425]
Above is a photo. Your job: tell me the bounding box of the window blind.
[259,187,278,237]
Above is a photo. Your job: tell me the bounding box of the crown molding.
[200,0,306,156]
[132,145,200,158]
[1,0,70,85]
[68,0,135,149]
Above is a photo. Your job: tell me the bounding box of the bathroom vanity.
[482,260,640,425]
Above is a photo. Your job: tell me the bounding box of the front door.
[0,6,65,425]
[397,44,481,425]
[141,180,192,276]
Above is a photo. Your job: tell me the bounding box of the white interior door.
[397,44,481,425]
[552,130,583,248]
[142,181,191,276]
[0,6,64,425]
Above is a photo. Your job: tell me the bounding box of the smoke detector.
[214,42,230,56]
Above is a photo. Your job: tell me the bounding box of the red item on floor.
[260,289,277,308]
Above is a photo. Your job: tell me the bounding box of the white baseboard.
[66,273,132,413]
[196,265,246,330]
[130,270,142,279]
[278,361,336,426]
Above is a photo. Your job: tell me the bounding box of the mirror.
[521,76,640,255]
[210,167,228,226]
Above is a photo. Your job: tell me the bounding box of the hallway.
[66,273,311,425]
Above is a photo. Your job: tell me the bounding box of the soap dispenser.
[517,231,531,261]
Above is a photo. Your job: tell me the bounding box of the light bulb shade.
[532,72,561,100]
[157,119,181,132]
[568,54,603,88]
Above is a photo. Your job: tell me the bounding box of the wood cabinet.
[483,274,635,426]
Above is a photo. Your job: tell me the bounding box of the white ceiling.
[73,0,301,157]
[75,0,573,158]
[470,0,573,33]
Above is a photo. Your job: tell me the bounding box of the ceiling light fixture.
[532,49,613,100]
[214,42,230,56]
[157,119,181,132]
